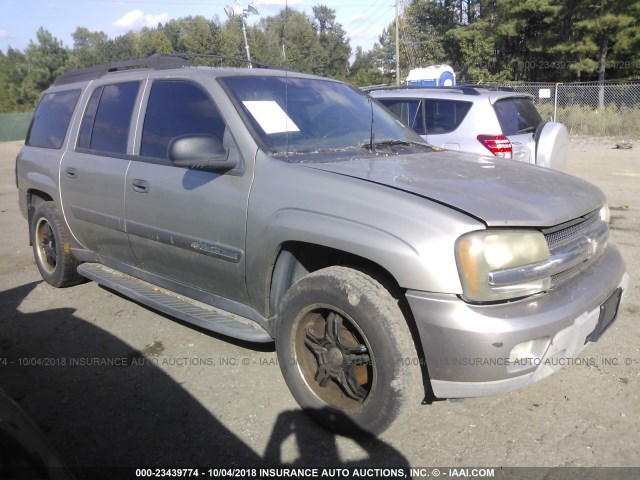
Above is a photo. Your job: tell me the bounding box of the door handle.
[131,179,150,193]
[65,167,77,179]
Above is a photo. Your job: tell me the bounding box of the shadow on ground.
[0,282,409,478]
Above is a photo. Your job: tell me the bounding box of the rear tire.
[30,202,83,288]
[275,266,423,436]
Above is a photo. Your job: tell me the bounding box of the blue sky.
[0,0,395,54]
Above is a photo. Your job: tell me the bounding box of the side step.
[77,263,273,343]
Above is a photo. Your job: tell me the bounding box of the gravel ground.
[0,139,638,478]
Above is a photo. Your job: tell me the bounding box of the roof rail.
[363,85,482,96]
[457,84,517,92]
[55,54,191,85]
[162,53,272,70]
[54,53,274,86]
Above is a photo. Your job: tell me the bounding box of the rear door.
[60,80,142,265]
[422,98,472,149]
[377,97,472,150]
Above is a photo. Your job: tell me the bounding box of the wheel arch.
[268,241,401,317]
[268,241,432,402]
[26,190,55,246]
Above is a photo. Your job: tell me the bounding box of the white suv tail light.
[477,134,512,158]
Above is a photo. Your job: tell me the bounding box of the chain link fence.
[496,81,640,138]
[3,82,640,141]
[0,112,32,142]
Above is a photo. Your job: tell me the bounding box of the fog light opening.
[508,337,550,367]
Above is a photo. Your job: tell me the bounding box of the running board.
[77,263,273,343]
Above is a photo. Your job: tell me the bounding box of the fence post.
[553,83,561,122]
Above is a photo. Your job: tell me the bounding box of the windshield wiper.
[514,126,536,134]
[361,139,418,149]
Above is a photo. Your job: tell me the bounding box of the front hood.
[301,150,605,227]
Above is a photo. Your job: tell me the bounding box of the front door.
[124,79,252,304]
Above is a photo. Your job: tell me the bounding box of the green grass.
[537,104,640,137]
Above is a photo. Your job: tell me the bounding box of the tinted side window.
[141,80,226,159]
[78,82,140,155]
[493,98,542,135]
[77,87,103,149]
[379,99,425,135]
[26,90,81,149]
[424,99,472,134]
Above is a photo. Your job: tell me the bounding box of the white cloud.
[0,30,9,39]
[113,10,170,31]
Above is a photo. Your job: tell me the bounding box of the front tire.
[276,266,423,436]
[30,202,83,288]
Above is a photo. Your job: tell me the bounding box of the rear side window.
[493,98,542,135]
[140,80,226,159]
[379,99,425,135]
[379,98,471,135]
[77,82,140,155]
[424,99,472,134]
[26,90,81,149]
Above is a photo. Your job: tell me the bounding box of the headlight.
[599,204,610,223]
[455,230,551,302]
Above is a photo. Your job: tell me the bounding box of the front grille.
[544,211,599,248]
[543,210,608,289]
[551,262,587,287]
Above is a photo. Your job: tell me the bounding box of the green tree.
[103,31,140,62]
[348,46,391,87]
[68,27,109,68]
[403,0,458,68]
[374,25,400,81]
[311,5,351,79]
[219,17,249,60]
[445,1,512,82]
[492,0,563,81]
[137,26,172,57]
[0,50,19,112]
[7,28,69,109]
[182,16,216,54]
[547,0,640,104]
[255,9,318,72]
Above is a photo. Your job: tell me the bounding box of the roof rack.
[363,85,482,96]
[54,53,273,86]
[163,53,272,69]
[456,84,517,92]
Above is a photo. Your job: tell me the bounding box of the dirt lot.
[0,140,638,477]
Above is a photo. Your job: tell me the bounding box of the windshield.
[220,75,428,158]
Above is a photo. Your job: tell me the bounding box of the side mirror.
[168,134,238,170]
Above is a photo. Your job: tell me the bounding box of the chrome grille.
[542,210,608,289]
[551,262,586,287]
[544,211,599,248]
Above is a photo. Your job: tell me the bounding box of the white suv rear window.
[493,98,543,135]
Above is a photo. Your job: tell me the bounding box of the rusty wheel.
[276,266,423,436]
[30,202,83,288]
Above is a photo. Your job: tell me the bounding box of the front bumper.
[406,245,628,399]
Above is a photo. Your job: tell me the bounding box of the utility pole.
[395,1,400,85]
[224,2,259,67]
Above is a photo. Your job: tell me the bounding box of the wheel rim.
[35,218,57,274]
[294,306,375,410]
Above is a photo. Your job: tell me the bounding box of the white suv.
[369,86,568,170]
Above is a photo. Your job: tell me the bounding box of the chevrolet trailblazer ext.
[17,55,627,435]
